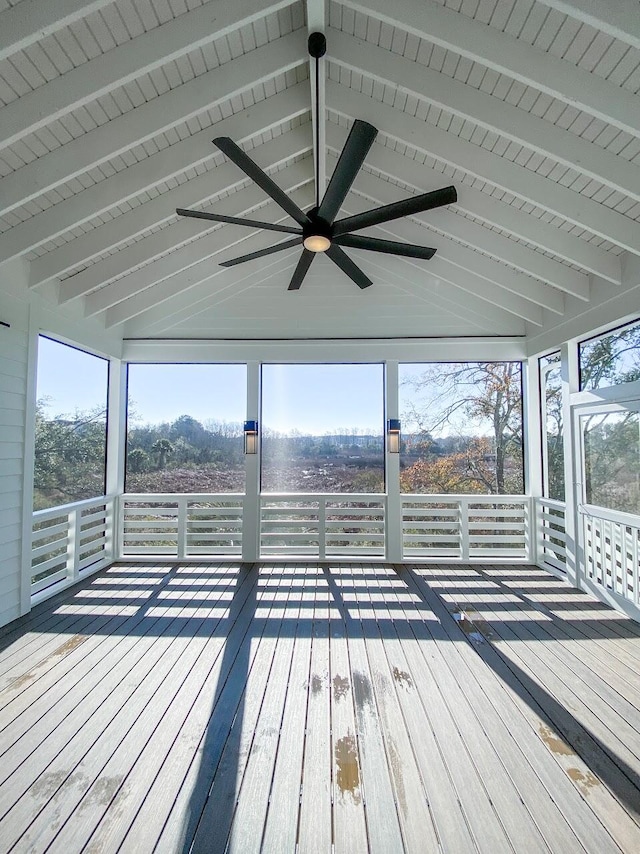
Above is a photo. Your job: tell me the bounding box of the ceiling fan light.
[303,234,331,252]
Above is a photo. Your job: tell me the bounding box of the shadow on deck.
[1,562,639,853]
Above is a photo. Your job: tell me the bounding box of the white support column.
[20,307,39,615]
[243,362,261,562]
[561,341,580,588]
[106,358,127,560]
[523,357,542,564]
[385,361,402,562]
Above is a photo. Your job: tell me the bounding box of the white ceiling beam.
[0,0,295,151]
[83,163,312,315]
[112,179,543,329]
[326,132,588,299]
[69,155,310,306]
[329,28,640,206]
[0,0,112,62]
[536,0,640,51]
[307,0,326,207]
[331,124,616,286]
[346,170,564,313]
[354,254,521,332]
[105,187,314,327]
[0,30,306,217]
[0,85,309,265]
[40,128,312,293]
[123,251,304,335]
[337,193,543,325]
[329,83,640,256]
[126,239,514,337]
[71,162,312,306]
[342,0,640,139]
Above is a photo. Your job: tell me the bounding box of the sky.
[36,338,385,434]
[37,336,109,415]
[35,336,501,436]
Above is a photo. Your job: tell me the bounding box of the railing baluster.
[69,507,80,581]
[319,497,326,560]
[177,496,187,559]
[460,497,469,561]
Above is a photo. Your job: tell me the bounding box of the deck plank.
[260,566,315,853]
[1,561,639,853]
[346,565,405,853]
[226,566,305,853]
[327,565,369,853]
[356,565,441,854]
[413,564,640,853]
[99,563,263,854]
[186,566,289,853]
[0,564,242,852]
[297,567,333,853]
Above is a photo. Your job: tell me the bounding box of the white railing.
[260,494,386,558]
[120,494,243,557]
[31,495,115,600]
[402,495,531,561]
[580,503,640,616]
[536,497,567,574]
[116,492,533,561]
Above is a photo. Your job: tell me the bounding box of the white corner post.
[385,360,402,562]
[106,358,127,561]
[524,356,542,564]
[243,361,260,562]
[561,340,580,588]
[19,306,39,616]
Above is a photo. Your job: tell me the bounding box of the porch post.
[19,306,38,616]
[106,358,127,561]
[561,341,579,588]
[385,361,402,562]
[243,361,260,562]
[524,356,542,564]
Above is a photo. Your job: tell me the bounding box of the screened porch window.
[260,364,384,493]
[33,336,109,511]
[398,362,524,494]
[125,363,246,493]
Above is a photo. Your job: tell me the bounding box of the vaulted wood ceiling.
[1,0,639,340]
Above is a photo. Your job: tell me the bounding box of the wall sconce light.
[387,419,401,454]
[244,420,258,454]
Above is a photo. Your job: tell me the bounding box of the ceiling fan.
[176,33,457,290]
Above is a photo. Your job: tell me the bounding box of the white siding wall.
[0,262,123,629]
[0,264,30,627]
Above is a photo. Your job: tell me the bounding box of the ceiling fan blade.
[326,245,373,289]
[213,137,311,227]
[176,208,302,234]
[288,250,315,290]
[219,237,302,267]
[334,233,436,260]
[317,120,377,224]
[333,185,457,236]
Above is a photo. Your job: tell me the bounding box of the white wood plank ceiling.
[1,0,639,340]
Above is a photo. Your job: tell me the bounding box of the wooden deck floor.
[1,562,640,853]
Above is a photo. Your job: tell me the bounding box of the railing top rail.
[401,494,529,503]
[33,494,115,521]
[536,497,567,510]
[261,493,386,501]
[122,493,244,502]
[580,503,640,528]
